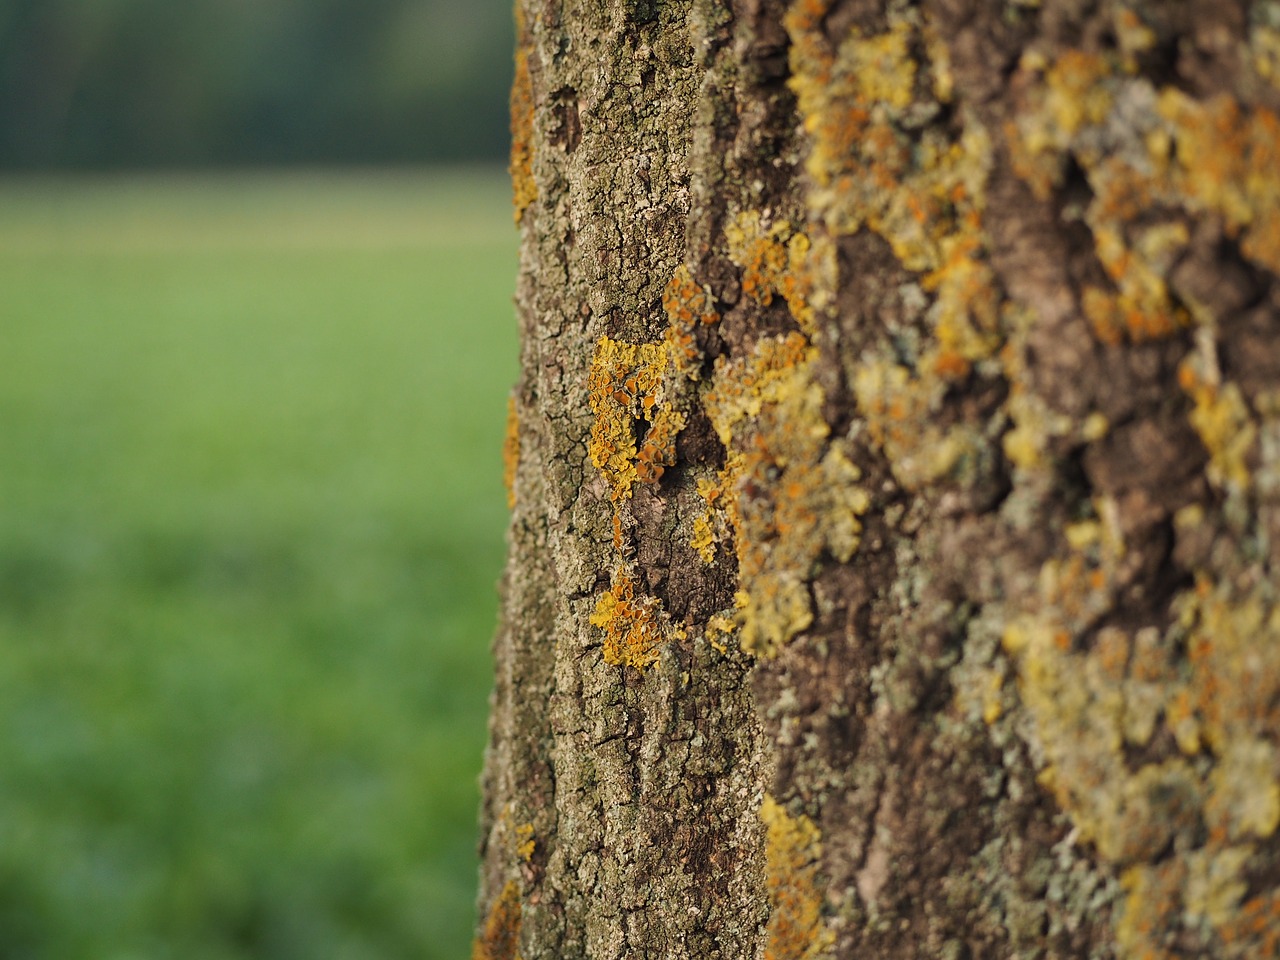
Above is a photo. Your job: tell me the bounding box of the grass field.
[0,168,518,959]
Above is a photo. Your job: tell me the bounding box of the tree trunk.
[476,2,1280,958]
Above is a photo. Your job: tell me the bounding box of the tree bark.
[476,2,1280,958]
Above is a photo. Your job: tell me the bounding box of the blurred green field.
[0,168,517,959]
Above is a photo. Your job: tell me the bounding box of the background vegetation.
[0,169,517,958]
[0,0,514,169]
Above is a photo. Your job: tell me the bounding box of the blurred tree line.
[0,0,514,169]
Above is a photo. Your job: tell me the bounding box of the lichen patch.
[760,795,834,960]
[590,566,685,671]
[587,336,685,501]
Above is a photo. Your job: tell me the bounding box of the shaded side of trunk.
[478,2,1280,959]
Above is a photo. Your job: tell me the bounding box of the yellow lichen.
[472,880,522,960]
[1008,46,1280,344]
[503,395,520,509]
[691,514,718,564]
[509,7,536,224]
[785,1,1003,504]
[1219,890,1280,955]
[515,823,536,862]
[705,613,736,654]
[702,332,869,656]
[999,308,1088,473]
[1255,24,1280,92]
[689,476,728,564]
[1179,338,1257,495]
[777,7,1280,957]
[1112,7,1157,66]
[1158,91,1280,274]
[760,795,834,960]
[662,264,719,378]
[852,356,985,489]
[590,567,684,671]
[724,215,830,336]
[1007,47,1199,344]
[587,337,685,501]
[1114,860,1184,960]
[1002,520,1280,956]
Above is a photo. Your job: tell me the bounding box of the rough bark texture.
[477,2,1280,958]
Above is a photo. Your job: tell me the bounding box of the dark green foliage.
[0,0,513,169]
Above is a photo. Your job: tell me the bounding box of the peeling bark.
[477,2,1280,958]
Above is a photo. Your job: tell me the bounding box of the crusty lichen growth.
[503,395,520,510]
[1000,518,1280,957]
[589,566,685,671]
[1008,40,1280,341]
[509,5,536,224]
[760,795,834,960]
[661,225,866,658]
[987,34,1280,950]
[662,264,720,378]
[473,879,522,960]
[584,272,728,669]
[587,336,686,501]
[786,2,1004,497]
[688,210,868,658]
[1179,333,1258,497]
[515,822,536,862]
[779,3,1280,957]
[702,329,869,657]
[725,213,828,336]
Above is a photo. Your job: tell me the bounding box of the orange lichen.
[662,265,720,377]
[785,2,1002,500]
[1114,860,1184,960]
[1179,338,1257,495]
[691,212,867,659]
[779,5,1280,956]
[1001,513,1280,957]
[760,795,834,960]
[1008,45,1280,344]
[724,215,828,336]
[1157,91,1280,275]
[509,7,536,224]
[587,337,685,501]
[472,880,522,960]
[852,356,985,490]
[589,567,683,670]
[691,475,725,564]
[503,395,520,509]
[1255,25,1280,93]
[703,331,869,656]
[1007,46,1199,345]
[1220,892,1280,955]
